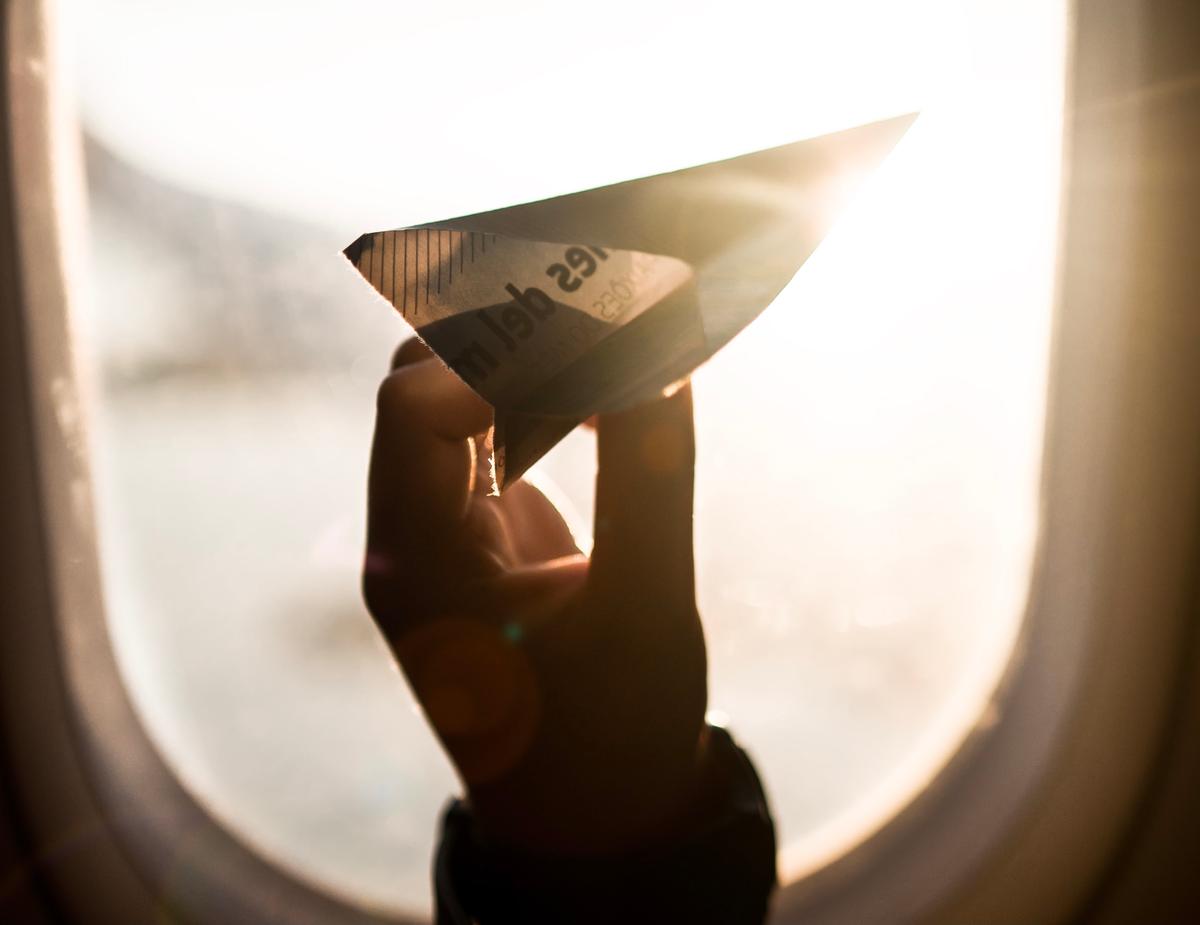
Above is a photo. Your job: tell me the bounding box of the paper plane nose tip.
[343,235,366,265]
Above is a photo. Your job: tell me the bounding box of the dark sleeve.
[433,725,777,925]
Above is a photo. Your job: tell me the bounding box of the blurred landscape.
[80,121,1047,916]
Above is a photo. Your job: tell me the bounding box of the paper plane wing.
[345,113,915,489]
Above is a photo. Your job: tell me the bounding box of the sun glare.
[688,4,1066,878]
[68,0,1067,912]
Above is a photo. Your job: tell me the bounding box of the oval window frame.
[6,2,1198,923]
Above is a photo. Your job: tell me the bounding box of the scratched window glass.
[65,0,1065,917]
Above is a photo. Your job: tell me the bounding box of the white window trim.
[5,1,1199,923]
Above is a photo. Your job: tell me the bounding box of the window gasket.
[8,1,1198,923]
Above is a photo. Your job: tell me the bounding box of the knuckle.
[391,337,432,370]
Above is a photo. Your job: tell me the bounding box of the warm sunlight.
[68,0,965,231]
[692,38,1066,875]
[67,0,1066,914]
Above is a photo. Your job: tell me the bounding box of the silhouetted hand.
[363,339,708,855]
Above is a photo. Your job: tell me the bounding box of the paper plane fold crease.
[344,113,915,489]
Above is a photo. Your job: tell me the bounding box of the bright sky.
[63,0,973,233]
[63,0,1066,910]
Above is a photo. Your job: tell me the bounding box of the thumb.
[589,381,696,608]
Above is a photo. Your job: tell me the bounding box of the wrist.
[436,724,777,925]
[466,724,711,857]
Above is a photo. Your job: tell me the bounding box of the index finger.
[363,355,493,617]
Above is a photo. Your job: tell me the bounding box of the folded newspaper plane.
[345,113,915,490]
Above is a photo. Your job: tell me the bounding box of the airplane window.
[62,0,1065,917]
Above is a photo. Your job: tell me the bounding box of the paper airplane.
[345,113,915,489]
